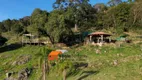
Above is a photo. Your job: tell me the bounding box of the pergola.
[88,32,111,43]
[22,34,39,45]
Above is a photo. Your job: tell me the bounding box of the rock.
[4,72,16,80]
[6,72,12,78]
[4,77,16,80]
[12,61,17,66]
[18,68,32,80]
[113,60,118,66]
[12,55,31,66]
[96,49,101,54]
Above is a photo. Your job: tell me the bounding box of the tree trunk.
[75,24,78,32]
[43,60,46,80]
[47,61,50,74]
[133,10,137,25]
[113,15,116,28]
[48,35,54,44]
[63,69,66,80]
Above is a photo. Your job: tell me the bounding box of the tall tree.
[11,21,24,34]
[3,19,12,32]
[53,0,96,32]
[27,8,49,36]
[45,10,73,43]
[130,0,142,27]
[36,47,51,80]
[102,2,132,29]
[0,22,6,32]
[94,3,108,29]
[75,3,96,31]
[108,0,122,6]
[93,3,107,12]
[53,0,89,9]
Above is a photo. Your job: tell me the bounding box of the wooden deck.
[22,41,46,45]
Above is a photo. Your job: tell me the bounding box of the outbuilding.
[48,51,62,61]
[88,32,112,43]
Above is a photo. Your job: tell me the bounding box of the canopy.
[88,32,111,37]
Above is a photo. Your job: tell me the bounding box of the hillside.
[0,37,142,80]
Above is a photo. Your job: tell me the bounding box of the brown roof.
[88,32,111,37]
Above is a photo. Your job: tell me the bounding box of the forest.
[0,0,142,45]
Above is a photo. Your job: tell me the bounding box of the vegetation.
[0,0,141,43]
[0,0,142,80]
[0,34,7,46]
[0,42,142,80]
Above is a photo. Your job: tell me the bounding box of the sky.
[0,0,110,21]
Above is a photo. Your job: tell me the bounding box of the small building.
[48,51,62,61]
[22,34,50,45]
[88,32,111,44]
[22,34,39,45]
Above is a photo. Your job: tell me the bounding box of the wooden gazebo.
[88,32,111,43]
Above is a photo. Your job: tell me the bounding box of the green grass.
[0,45,52,80]
[0,42,142,80]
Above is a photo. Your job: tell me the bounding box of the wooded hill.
[0,0,142,44]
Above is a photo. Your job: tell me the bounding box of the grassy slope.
[67,43,142,80]
[0,45,48,80]
[0,33,142,80]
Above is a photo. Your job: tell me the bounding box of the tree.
[36,47,51,80]
[28,8,49,36]
[93,3,107,12]
[31,8,48,25]
[11,21,24,34]
[101,2,132,29]
[127,0,133,3]
[130,0,142,27]
[53,0,97,32]
[45,10,73,43]
[108,0,122,6]
[20,16,30,27]
[3,19,12,32]
[74,3,96,31]
[53,0,89,9]
[0,22,6,32]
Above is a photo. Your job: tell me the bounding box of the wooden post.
[101,35,103,43]
[63,69,66,80]
[75,24,78,32]
[90,36,92,42]
[97,37,99,43]
[109,37,111,43]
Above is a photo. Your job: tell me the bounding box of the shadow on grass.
[77,71,99,80]
[66,63,88,78]
[0,43,22,53]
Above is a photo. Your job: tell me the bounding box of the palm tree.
[36,47,51,80]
